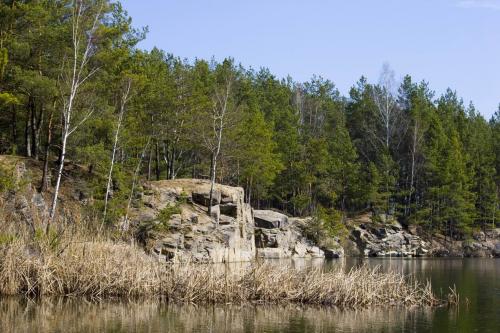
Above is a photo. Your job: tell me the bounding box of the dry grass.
[0,239,162,297]
[0,238,446,307]
[162,261,442,307]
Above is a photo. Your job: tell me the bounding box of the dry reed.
[0,239,446,307]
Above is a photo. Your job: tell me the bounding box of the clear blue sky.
[120,0,500,119]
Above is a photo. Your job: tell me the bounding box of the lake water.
[0,258,498,332]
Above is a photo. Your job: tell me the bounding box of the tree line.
[0,0,499,238]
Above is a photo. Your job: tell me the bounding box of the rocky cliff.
[129,179,256,263]
[129,180,343,263]
[253,211,343,259]
[344,220,431,257]
[1,156,498,261]
[128,180,500,261]
[342,214,500,258]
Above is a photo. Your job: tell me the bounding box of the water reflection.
[0,258,498,333]
[0,298,436,333]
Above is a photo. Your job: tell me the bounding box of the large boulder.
[254,216,329,259]
[254,210,288,229]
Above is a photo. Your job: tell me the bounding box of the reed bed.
[0,240,445,307]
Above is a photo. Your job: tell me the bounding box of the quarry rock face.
[254,215,327,259]
[131,179,255,263]
[130,180,329,262]
[2,157,498,262]
[347,223,431,257]
[130,175,332,263]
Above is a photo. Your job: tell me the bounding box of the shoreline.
[0,239,454,307]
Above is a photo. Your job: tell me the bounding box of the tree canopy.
[0,0,498,238]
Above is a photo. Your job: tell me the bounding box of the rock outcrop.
[427,229,500,258]
[254,213,343,259]
[345,217,500,258]
[130,179,255,263]
[2,156,497,261]
[347,221,431,257]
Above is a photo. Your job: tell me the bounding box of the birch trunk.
[102,79,131,229]
[48,1,102,231]
[207,81,229,216]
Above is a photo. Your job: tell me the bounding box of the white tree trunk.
[47,1,101,231]
[207,79,230,218]
[102,80,131,229]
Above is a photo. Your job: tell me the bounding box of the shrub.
[0,164,15,193]
[157,204,182,228]
[178,191,189,204]
[303,207,348,245]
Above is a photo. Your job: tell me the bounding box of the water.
[0,258,498,332]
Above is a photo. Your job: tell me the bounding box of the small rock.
[432,248,450,257]
[160,233,184,249]
[373,228,387,238]
[417,248,429,256]
[31,193,46,208]
[408,224,418,235]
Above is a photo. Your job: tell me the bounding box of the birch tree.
[48,0,103,230]
[371,64,404,215]
[102,78,132,228]
[202,59,238,216]
[373,63,398,152]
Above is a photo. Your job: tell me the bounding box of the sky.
[120,0,500,119]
